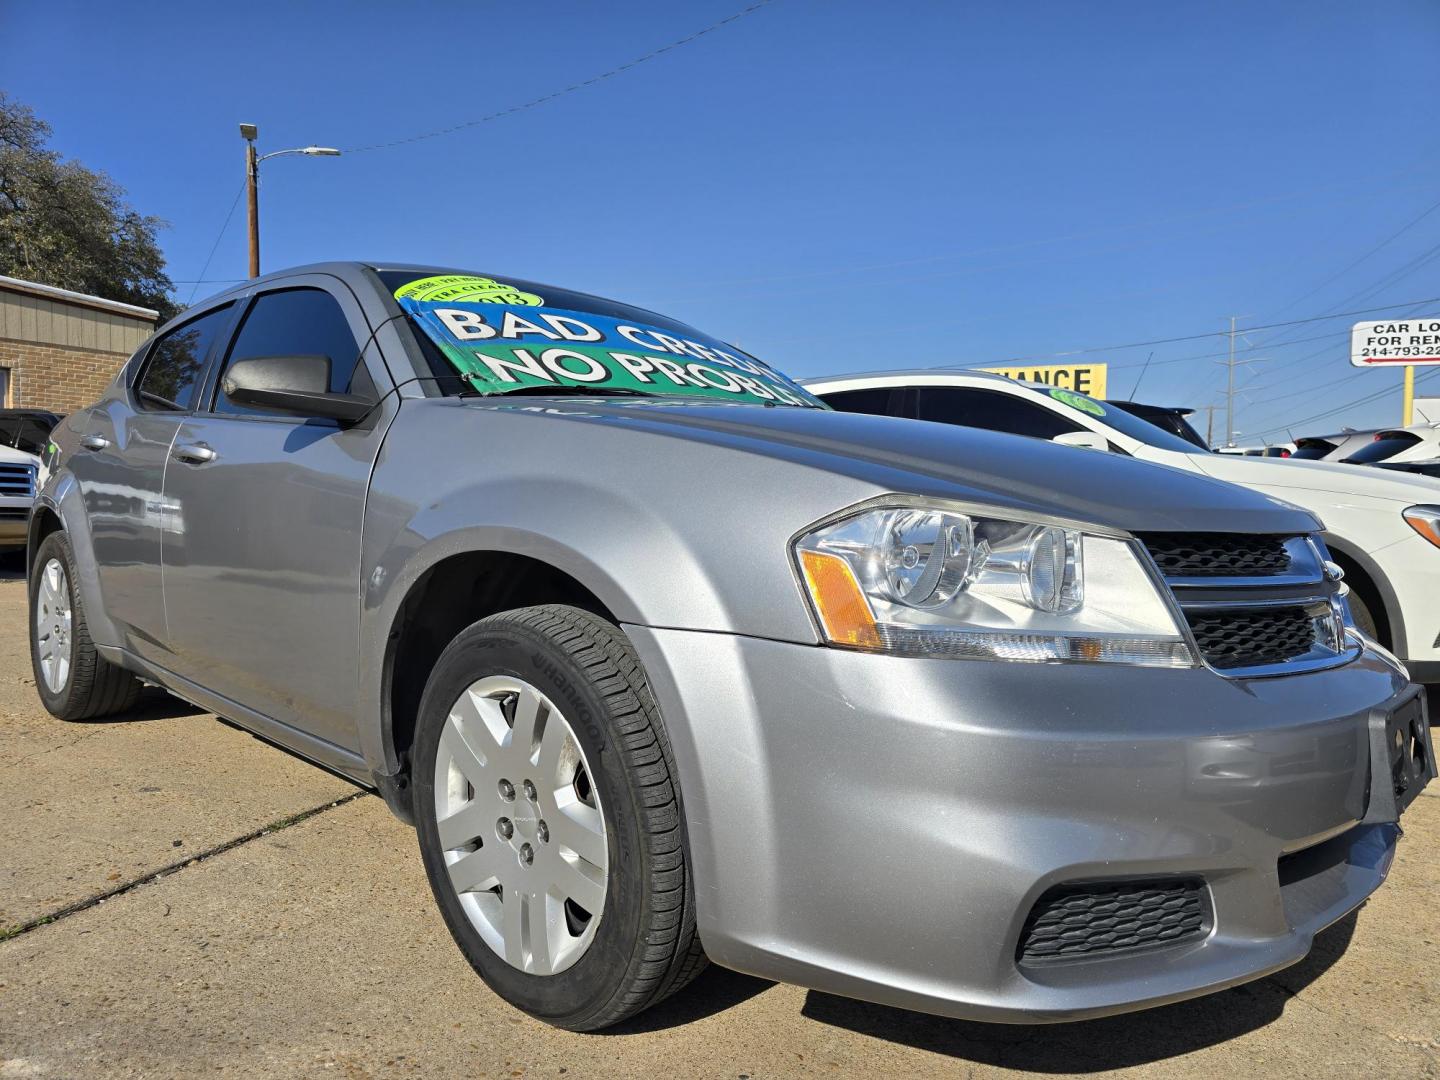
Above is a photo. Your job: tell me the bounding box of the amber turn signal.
[799,549,882,650]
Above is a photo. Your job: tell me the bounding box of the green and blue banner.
[396,275,822,408]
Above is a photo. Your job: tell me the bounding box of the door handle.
[172,442,217,465]
[80,434,110,451]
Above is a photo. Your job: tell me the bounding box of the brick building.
[0,276,159,413]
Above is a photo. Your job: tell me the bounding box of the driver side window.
[211,287,371,416]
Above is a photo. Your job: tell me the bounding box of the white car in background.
[1291,429,1382,461]
[805,370,1440,684]
[0,442,39,552]
[1336,423,1440,467]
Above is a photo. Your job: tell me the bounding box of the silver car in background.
[29,263,1434,1031]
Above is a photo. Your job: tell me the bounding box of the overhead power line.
[342,1,778,154]
[965,295,1440,367]
[1266,194,1440,318]
[1252,368,1440,437]
[185,182,247,305]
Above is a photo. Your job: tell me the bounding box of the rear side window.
[0,415,57,455]
[1343,431,1421,464]
[820,387,896,416]
[1291,440,1336,459]
[212,288,366,415]
[917,388,1084,440]
[134,305,233,411]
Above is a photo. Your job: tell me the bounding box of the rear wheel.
[412,604,705,1030]
[29,530,142,720]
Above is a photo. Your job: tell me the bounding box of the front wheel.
[412,605,705,1030]
[29,530,142,721]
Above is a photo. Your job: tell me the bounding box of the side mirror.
[222,355,374,424]
[1052,430,1110,452]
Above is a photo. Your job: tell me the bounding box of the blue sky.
[5,0,1440,442]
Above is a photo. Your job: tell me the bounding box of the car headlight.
[1403,505,1440,549]
[794,501,1195,666]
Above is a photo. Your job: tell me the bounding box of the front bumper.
[627,628,1431,1023]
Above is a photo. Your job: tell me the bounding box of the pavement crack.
[0,726,113,772]
[0,789,370,942]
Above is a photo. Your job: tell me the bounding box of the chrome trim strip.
[1162,570,1324,589]
[1201,643,1362,680]
[1175,595,1331,611]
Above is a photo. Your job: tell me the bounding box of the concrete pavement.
[1,565,1436,1078]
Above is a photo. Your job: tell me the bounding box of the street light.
[239,124,341,279]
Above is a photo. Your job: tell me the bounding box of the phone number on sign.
[1360,346,1440,359]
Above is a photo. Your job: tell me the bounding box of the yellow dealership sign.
[978,362,1108,399]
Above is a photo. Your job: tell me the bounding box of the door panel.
[160,414,380,748]
[70,304,234,660]
[72,402,182,661]
[158,279,388,750]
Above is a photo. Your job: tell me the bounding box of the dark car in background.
[1106,401,1210,449]
[1291,430,1382,461]
[0,409,62,456]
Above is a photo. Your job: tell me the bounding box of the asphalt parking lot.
[1,565,1436,1079]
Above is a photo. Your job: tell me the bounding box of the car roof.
[186,261,684,331]
[803,369,1022,390]
[1108,400,1195,416]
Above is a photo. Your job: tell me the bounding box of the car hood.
[1184,450,1440,505]
[461,397,1318,535]
[0,444,37,466]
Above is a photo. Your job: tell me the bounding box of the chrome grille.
[1140,533,1353,676]
[1018,878,1208,964]
[0,463,35,498]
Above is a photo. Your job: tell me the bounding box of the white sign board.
[1351,318,1440,367]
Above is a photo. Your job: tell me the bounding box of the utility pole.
[241,124,260,279]
[1202,403,1217,448]
[237,123,340,281]
[1225,316,1237,447]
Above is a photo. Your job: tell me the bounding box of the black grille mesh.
[1185,607,1317,669]
[1018,878,1207,963]
[1140,533,1292,577]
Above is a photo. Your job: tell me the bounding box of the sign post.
[1349,318,1440,426]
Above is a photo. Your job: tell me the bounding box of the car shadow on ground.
[604,966,777,1034]
[797,911,1359,1072]
[55,686,208,724]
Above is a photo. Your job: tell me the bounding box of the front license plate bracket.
[1362,693,1435,823]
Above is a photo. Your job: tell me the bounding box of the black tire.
[29,530,142,721]
[1348,589,1380,642]
[412,604,706,1031]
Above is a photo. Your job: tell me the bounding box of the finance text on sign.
[978,362,1108,398]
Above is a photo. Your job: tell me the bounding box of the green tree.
[0,93,176,320]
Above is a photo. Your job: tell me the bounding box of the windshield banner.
[397,282,820,408]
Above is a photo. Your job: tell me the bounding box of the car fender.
[355,470,809,780]
[31,474,121,648]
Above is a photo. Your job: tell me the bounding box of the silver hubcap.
[433,676,609,975]
[35,558,72,693]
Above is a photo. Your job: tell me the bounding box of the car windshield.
[1343,432,1422,464]
[1033,386,1203,453]
[378,269,824,409]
